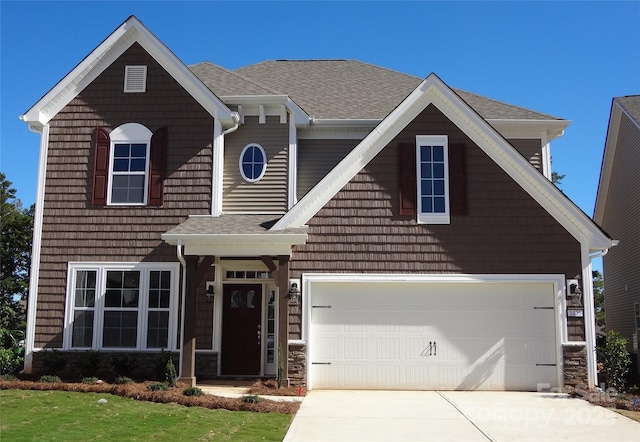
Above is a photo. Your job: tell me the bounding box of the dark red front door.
[221,284,262,375]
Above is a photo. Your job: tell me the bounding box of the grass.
[0,390,292,441]
[614,409,640,423]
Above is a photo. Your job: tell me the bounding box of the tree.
[552,171,565,188]
[593,270,605,329]
[0,172,34,351]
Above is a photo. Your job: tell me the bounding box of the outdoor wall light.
[569,281,582,306]
[288,282,301,304]
[205,284,215,303]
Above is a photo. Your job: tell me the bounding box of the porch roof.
[161,214,308,257]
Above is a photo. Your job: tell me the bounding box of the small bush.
[598,330,631,392]
[109,354,136,378]
[242,394,261,404]
[76,351,100,378]
[0,348,23,375]
[147,382,169,391]
[165,358,177,387]
[0,374,18,381]
[39,375,61,383]
[82,377,99,385]
[153,350,171,381]
[114,376,133,385]
[629,385,639,395]
[39,349,66,375]
[182,386,203,397]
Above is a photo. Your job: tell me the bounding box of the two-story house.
[594,96,640,378]
[20,16,613,390]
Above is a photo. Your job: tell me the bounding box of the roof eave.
[487,119,570,141]
[220,94,310,126]
[161,232,308,257]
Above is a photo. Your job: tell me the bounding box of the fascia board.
[20,17,234,127]
[221,95,310,126]
[272,75,442,230]
[487,119,570,141]
[161,233,308,247]
[273,73,612,251]
[593,101,622,224]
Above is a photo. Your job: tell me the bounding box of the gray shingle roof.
[164,215,307,236]
[615,95,640,125]
[189,62,276,96]
[189,59,563,121]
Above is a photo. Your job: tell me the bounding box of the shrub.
[242,394,261,404]
[165,358,177,387]
[82,377,99,385]
[39,349,66,375]
[153,350,171,381]
[598,330,631,392]
[0,374,18,381]
[39,375,61,383]
[115,376,133,385]
[182,386,203,397]
[0,348,23,375]
[147,382,169,391]
[76,351,100,379]
[109,354,136,378]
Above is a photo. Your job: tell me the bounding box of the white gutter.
[221,112,241,136]
[22,124,49,374]
[176,241,187,379]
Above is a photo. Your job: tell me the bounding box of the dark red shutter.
[449,143,467,216]
[398,142,417,216]
[148,126,167,206]
[92,128,110,205]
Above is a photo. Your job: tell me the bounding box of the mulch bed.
[567,386,640,411]
[246,379,306,397]
[0,380,300,414]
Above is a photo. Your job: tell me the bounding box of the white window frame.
[108,123,153,205]
[239,143,267,183]
[416,135,450,224]
[64,262,180,351]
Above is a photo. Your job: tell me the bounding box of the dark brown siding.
[35,43,214,347]
[290,104,582,337]
[509,138,543,171]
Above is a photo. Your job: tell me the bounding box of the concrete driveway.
[283,390,640,441]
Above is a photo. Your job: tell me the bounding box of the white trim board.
[271,73,612,253]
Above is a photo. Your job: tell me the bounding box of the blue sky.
[1,2,638,221]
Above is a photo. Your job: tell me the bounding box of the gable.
[273,74,612,253]
[20,16,236,131]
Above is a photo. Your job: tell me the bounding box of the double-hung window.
[108,123,153,205]
[65,263,178,350]
[416,135,450,224]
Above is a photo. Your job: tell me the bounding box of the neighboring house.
[594,96,640,376]
[20,16,614,391]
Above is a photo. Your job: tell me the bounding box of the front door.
[221,284,262,375]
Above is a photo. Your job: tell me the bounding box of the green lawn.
[0,390,292,441]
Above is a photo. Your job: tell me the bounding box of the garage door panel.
[310,281,558,391]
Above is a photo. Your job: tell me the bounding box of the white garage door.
[309,280,559,391]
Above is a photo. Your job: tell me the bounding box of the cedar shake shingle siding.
[35,43,214,347]
[601,109,640,351]
[223,116,289,213]
[509,139,543,171]
[290,105,582,338]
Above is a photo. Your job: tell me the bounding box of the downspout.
[176,241,187,379]
[22,123,49,374]
[222,112,240,136]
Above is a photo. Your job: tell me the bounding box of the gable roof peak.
[20,15,235,130]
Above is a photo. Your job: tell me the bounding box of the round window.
[239,144,267,182]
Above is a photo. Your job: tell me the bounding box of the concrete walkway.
[198,383,303,402]
[283,390,640,441]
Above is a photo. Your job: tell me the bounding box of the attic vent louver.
[124,65,147,93]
